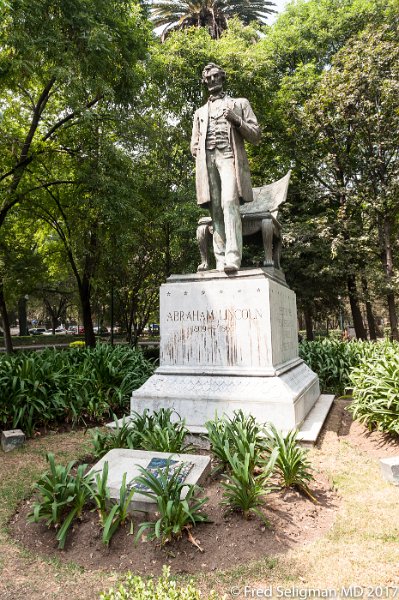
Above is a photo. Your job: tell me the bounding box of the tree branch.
[20,77,56,162]
[42,95,103,142]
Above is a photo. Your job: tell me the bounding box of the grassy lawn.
[0,403,398,599]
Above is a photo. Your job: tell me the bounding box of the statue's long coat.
[190,96,261,208]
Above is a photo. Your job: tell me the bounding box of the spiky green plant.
[101,472,136,546]
[134,460,209,545]
[221,444,277,521]
[205,410,267,471]
[28,453,95,549]
[90,461,111,526]
[348,342,399,435]
[90,415,141,459]
[264,425,316,501]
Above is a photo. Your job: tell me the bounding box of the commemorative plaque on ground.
[89,449,211,513]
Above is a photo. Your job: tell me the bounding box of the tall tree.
[0,0,150,345]
[151,0,275,40]
[298,22,399,338]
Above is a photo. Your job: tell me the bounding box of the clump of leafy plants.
[28,453,95,549]
[100,565,222,600]
[90,461,111,526]
[0,346,155,435]
[264,425,316,501]
[101,472,136,546]
[134,459,209,546]
[138,416,193,453]
[91,408,193,458]
[28,454,138,548]
[299,339,382,395]
[90,415,142,459]
[348,342,399,435]
[205,410,267,471]
[221,443,278,521]
[206,411,278,520]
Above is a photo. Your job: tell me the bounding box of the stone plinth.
[131,268,320,431]
[1,429,25,452]
[160,268,298,374]
[380,456,399,485]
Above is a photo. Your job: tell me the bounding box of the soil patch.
[10,469,334,576]
[318,397,399,458]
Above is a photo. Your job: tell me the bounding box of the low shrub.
[69,340,85,348]
[299,339,381,395]
[91,409,193,458]
[100,565,223,600]
[28,453,95,549]
[205,410,267,471]
[0,346,155,435]
[134,459,209,545]
[221,444,277,521]
[264,425,316,500]
[348,342,399,435]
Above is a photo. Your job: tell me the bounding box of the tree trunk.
[131,329,139,348]
[0,281,13,353]
[51,315,58,334]
[18,296,28,336]
[387,292,398,341]
[79,279,96,347]
[304,307,314,341]
[347,274,367,340]
[381,218,399,341]
[361,277,377,341]
[164,221,172,278]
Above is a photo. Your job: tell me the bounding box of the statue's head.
[202,63,226,94]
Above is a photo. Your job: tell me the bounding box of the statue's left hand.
[223,107,241,127]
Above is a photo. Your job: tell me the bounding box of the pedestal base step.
[108,394,334,446]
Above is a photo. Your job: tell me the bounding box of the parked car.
[55,326,67,334]
[93,326,108,335]
[147,323,160,336]
[43,326,67,335]
[28,327,47,335]
[66,326,84,335]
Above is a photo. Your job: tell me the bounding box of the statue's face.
[204,68,224,94]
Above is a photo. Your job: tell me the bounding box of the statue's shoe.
[197,263,209,272]
[224,263,239,274]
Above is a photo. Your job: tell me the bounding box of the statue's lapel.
[199,103,209,130]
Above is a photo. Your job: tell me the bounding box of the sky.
[267,0,289,23]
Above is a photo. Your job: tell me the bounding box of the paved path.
[0,340,159,352]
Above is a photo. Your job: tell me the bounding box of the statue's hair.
[201,63,226,83]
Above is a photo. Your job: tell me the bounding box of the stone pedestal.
[131,268,320,431]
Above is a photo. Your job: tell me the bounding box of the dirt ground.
[2,398,399,599]
[8,399,399,575]
[10,466,335,575]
